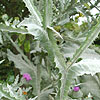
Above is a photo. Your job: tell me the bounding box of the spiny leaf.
[23,0,42,26]
[43,0,53,28]
[47,28,67,100]
[0,31,3,44]
[67,59,100,99]
[67,17,100,71]
[18,16,54,63]
[63,17,100,100]
[0,84,16,100]
[61,41,100,59]
[47,26,63,39]
[7,50,37,95]
[0,23,28,34]
[58,0,65,11]
[0,60,5,64]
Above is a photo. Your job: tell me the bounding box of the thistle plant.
[0,0,100,100]
[23,73,32,81]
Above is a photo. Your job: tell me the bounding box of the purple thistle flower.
[23,73,32,81]
[73,86,80,92]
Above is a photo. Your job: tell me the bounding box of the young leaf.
[24,40,30,53]
[0,84,16,100]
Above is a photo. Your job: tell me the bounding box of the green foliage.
[0,75,27,100]
[24,40,30,52]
